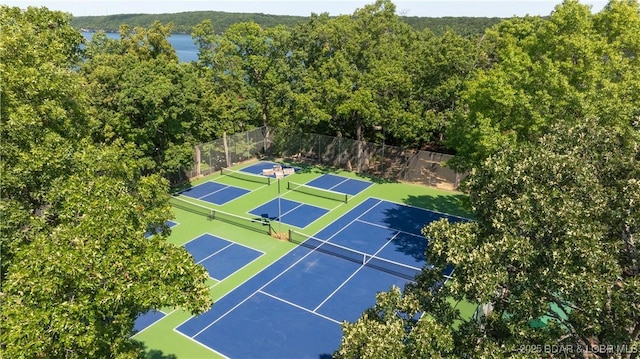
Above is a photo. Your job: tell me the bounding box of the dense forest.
[71,10,502,36]
[1,0,638,357]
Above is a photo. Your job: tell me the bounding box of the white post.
[277,178,282,235]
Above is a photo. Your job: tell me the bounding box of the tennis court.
[180,181,251,205]
[304,173,373,196]
[134,310,167,334]
[184,234,263,281]
[175,197,464,358]
[249,198,329,228]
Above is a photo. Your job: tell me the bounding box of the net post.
[266,219,273,235]
[344,194,348,203]
[288,229,292,243]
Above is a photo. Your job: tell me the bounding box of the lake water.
[82,32,199,62]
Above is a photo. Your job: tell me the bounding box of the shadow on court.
[142,348,177,359]
[378,198,470,262]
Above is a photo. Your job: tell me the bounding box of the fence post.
[194,145,201,177]
[223,132,231,168]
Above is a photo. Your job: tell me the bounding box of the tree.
[447,0,640,170]
[422,118,639,357]
[1,141,212,358]
[294,0,423,146]
[1,5,88,278]
[411,28,488,147]
[82,23,215,180]
[335,287,455,359]
[202,21,295,147]
[1,7,212,357]
[336,118,638,358]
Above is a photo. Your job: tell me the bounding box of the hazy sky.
[3,0,608,18]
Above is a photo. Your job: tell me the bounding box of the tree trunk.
[356,117,363,172]
[262,102,270,152]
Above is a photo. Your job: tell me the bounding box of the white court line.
[196,242,235,265]
[195,183,230,200]
[355,218,427,239]
[313,232,402,312]
[260,290,342,325]
[367,196,472,221]
[173,327,231,359]
[174,198,426,342]
[190,234,344,338]
[277,202,305,220]
[327,177,351,191]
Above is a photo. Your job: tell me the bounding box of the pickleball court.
[175,197,463,358]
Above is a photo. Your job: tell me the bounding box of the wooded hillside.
[71,10,502,36]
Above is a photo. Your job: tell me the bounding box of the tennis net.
[221,167,271,185]
[288,230,420,281]
[170,196,273,235]
[287,181,348,203]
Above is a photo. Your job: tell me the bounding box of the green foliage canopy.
[423,118,639,356]
[82,22,218,179]
[448,0,640,170]
[0,6,212,357]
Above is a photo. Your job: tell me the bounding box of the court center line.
[327,177,351,191]
[182,198,417,340]
[191,234,346,338]
[259,290,342,325]
[196,242,235,265]
[277,202,305,220]
[219,186,254,204]
[317,198,385,244]
[313,232,402,312]
[196,185,230,200]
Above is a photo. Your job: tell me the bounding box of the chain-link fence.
[181,127,465,190]
[269,128,466,190]
[174,127,267,182]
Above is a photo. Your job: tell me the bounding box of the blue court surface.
[144,220,178,238]
[249,198,329,228]
[184,234,263,281]
[180,181,249,205]
[240,160,297,177]
[133,310,166,334]
[176,198,465,358]
[306,173,372,196]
